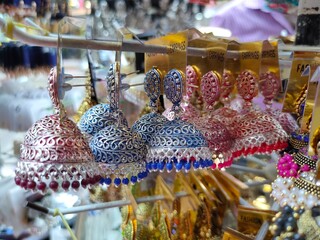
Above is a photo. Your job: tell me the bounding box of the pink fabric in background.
[210,0,295,42]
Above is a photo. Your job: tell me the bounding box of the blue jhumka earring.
[132,67,168,144]
[147,69,212,172]
[89,62,148,186]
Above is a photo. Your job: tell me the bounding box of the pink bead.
[289,169,297,176]
[291,163,299,170]
[301,164,310,172]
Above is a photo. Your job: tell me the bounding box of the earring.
[147,69,212,172]
[15,68,100,192]
[190,70,234,169]
[228,70,288,158]
[132,67,168,145]
[78,65,128,142]
[89,62,148,186]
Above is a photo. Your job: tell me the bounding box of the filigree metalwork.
[90,124,147,185]
[78,104,128,138]
[15,67,100,192]
[88,62,148,186]
[132,112,168,144]
[147,118,212,172]
[164,69,184,113]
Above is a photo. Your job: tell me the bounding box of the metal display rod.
[1,17,319,58]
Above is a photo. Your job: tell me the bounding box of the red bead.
[72,181,80,189]
[211,163,216,169]
[62,181,70,191]
[14,177,21,185]
[27,181,36,190]
[37,182,47,191]
[94,175,101,183]
[49,181,59,191]
[81,179,88,188]
[88,177,96,185]
[20,179,27,188]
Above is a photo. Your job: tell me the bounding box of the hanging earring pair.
[146,68,212,172]
[15,67,100,192]
[227,70,288,158]
[183,66,235,169]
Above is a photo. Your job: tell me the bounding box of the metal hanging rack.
[1,16,319,61]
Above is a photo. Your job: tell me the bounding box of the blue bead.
[131,176,137,183]
[166,162,173,171]
[193,161,200,169]
[157,162,165,170]
[104,177,112,185]
[206,159,211,167]
[199,159,205,168]
[297,135,302,141]
[114,178,121,186]
[152,162,158,170]
[122,178,129,185]
[143,171,148,178]
[176,162,183,171]
[147,162,153,170]
[185,162,191,170]
[99,178,105,184]
[303,135,309,142]
[138,172,144,179]
[208,159,214,166]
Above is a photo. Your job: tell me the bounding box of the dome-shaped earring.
[190,70,234,169]
[229,70,288,158]
[89,62,148,186]
[132,67,168,144]
[147,69,212,172]
[15,68,100,192]
[78,66,128,141]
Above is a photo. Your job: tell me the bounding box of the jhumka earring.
[190,70,235,169]
[89,62,148,186]
[228,70,288,158]
[147,69,212,172]
[78,66,128,141]
[131,67,168,145]
[15,68,100,192]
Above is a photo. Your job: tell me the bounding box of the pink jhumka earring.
[228,70,288,158]
[189,70,235,169]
